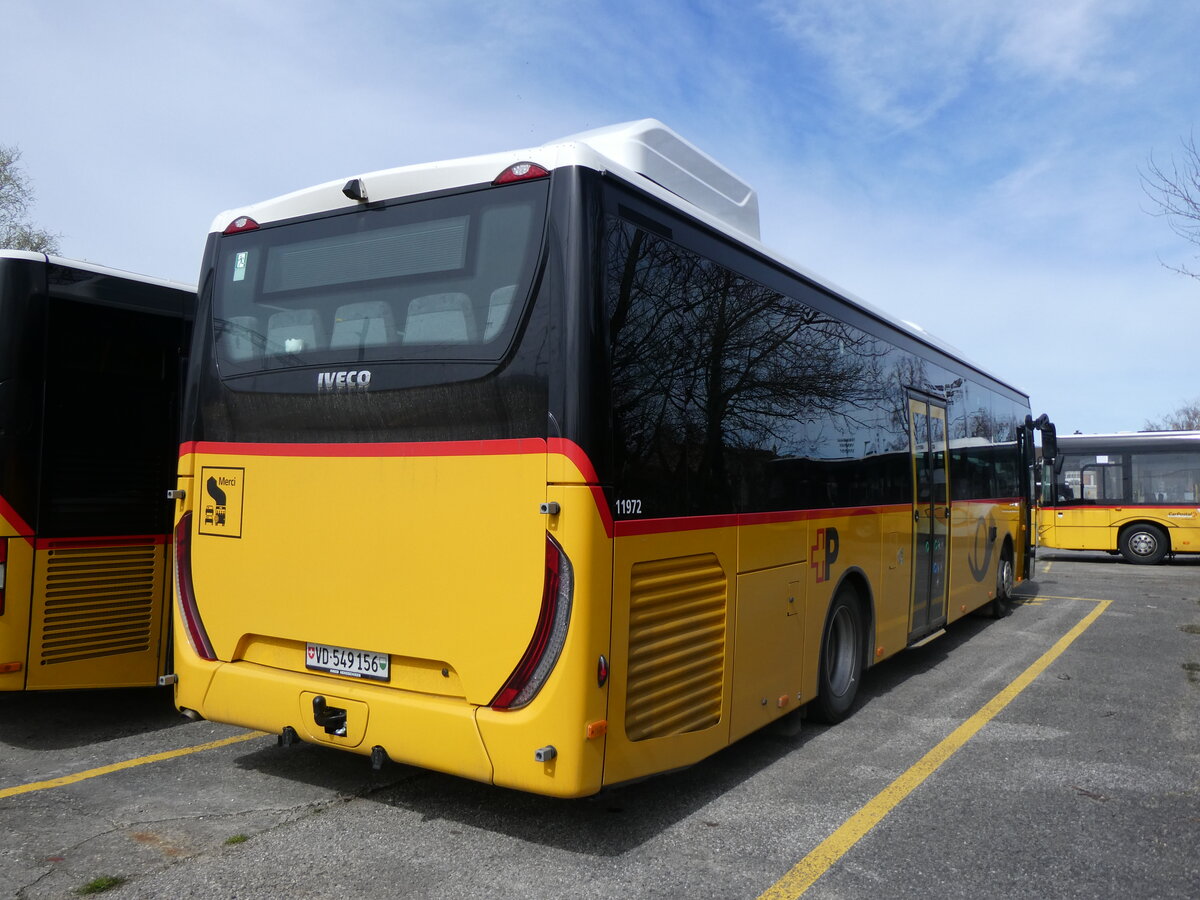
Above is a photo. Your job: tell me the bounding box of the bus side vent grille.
[624,553,727,742]
[38,544,160,665]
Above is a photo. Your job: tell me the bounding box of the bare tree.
[1142,134,1200,279]
[1143,398,1200,431]
[1,144,60,253]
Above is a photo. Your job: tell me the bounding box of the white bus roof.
[1057,431,1200,444]
[210,120,1024,398]
[211,119,759,239]
[0,249,195,293]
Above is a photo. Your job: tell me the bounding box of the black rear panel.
[39,297,188,537]
[191,179,552,444]
[0,257,46,530]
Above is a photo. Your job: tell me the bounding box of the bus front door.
[908,396,950,641]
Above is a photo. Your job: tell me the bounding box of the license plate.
[305,642,390,682]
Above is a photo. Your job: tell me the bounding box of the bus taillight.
[492,162,550,185]
[490,534,574,710]
[0,538,6,615]
[173,513,217,661]
[223,216,260,234]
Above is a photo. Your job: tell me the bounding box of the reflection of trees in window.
[967,407,995,440]
[605,219,892,515]
[885,355,929,451]
[946,391,1024,500]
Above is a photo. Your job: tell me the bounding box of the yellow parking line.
[0,730,267,801]
[758,598,1111,900]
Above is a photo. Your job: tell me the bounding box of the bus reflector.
[0,661,21,674]
[174,513,217,661]
[492,162,550,185]
[223,216,260,234]
[490,534,574,710]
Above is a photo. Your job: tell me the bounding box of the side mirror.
[1041,422,1057,462]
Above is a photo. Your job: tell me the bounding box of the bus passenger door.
[908,397,949,641]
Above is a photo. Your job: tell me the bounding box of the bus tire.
[1119,524,1169,565]
[810,583,865,724]
[990,544,1014,618]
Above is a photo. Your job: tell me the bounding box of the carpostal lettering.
[317,370,372,392]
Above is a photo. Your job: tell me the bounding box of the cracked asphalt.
[2,553,1198,899]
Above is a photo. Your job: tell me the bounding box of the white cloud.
[759,0,990,129]
[994,0,1140,85]
[759,0,1143,129]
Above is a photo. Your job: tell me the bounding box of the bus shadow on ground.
[379,722,821,856]
[0,685,184,751]
[230,707,819,856]
[229,609,1015,856]
[846,611,994,706]
[1036,549,1200,566]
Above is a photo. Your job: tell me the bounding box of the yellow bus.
[171,121,1048,796]
[1039,431,1200,564]
[0,251,194,690]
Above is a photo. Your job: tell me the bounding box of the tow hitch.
[312,695,347,736]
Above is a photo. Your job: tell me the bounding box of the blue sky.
[3,0,1198,434]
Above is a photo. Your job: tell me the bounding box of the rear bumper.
[182,658,495,784]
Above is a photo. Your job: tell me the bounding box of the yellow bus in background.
[0,251,193,690]
[171,121,1049,797]
[1039,431,1200,564]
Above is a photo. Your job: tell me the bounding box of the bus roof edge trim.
[209,120,760,240]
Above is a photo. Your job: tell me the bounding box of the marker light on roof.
[223,216,260,235]
[493,162,550,185]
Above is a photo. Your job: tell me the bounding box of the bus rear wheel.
[1119,524,1169,565]
[810,584,864,724]
[990,546,1014,618]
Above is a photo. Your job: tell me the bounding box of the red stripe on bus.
[615,514,741,537]
[178,438,1023,540]
[180,437,548,459]
[548,438,602,484]
[33,535,168,551]
[588,485,616,536]
[613,504,917,538]
[0,493,34,539]
[546,439,614,534]
[737,504,914,526]
[183,437,603,469]
[1054,503,1197,512]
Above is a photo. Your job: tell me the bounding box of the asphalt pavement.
[2,551,1197,899]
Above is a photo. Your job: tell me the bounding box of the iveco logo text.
[317,370,372,391]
